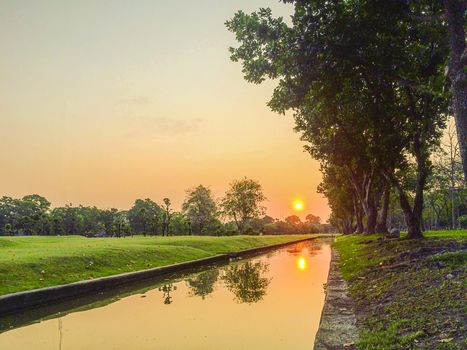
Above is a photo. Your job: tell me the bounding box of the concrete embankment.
[314,248,359,350]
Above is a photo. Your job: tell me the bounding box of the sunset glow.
[0,1,330,221]
[293,199,304,211]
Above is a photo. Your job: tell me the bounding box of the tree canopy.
[221,178,266,233]
[226,0,455,238]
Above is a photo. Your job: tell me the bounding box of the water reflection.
[222,261,271,304]
[186,269,219,299]
[158,283,177,304]
[287,240,324,258]
[287,242,306,255]
[0,239,333,350]
[297,257,307,270]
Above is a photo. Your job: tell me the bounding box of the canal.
[0,238,331,350]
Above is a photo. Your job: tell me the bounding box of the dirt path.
[314,248,359,350]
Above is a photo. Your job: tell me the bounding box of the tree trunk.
[356,208,364,234]
[445,0,467,180]
[353,195,364,234]
[366,201,378,234]
[410,139,429,238]
[450,187,456,229]
[233,213,241,232]
[376,183,390,233]
[342,218,354,234]
[404,207,424,239]
[382,171,425,239]
[348,169,380,234]
[432,205,441,229]
[366,181,384,234]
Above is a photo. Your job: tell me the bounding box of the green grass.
[334,230,467,350]
[0,234,316,295]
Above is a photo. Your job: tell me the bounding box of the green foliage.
[221,178,266,233]
[226,0,450,236]
[127,199,163,236]
[182,185,218,234]
[318,164,357,234]
[0,195,50,236]
[169,212,191,235]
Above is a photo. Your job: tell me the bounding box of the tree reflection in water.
[186,269,220,299]
[159,283,177,304]
[287,241,322,257]
[222,261,270,304]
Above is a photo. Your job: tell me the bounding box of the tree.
[182,185,217,234]
[226,0,449,238]
[317,164,358,234]
[161,198,172,236]
[444,0,467,179]
[50,205,81,235]
[260,215,275,225]
[221,178,266,233]
[15,195,51,235]
[0,196,16,235]
[99,208,119,236]
[424,121,466,229]
[443,119,464,228]
[111,211,131,237]
[285,215,301,225]
[128,199,163,235]
[305,214,321,225]
[169,212,191,235]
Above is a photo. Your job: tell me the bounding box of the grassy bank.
[0,234,315,295]
[335,230,467,349]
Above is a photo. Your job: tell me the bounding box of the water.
[0,239,331,350]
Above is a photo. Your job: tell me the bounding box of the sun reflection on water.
[297,257,307,270]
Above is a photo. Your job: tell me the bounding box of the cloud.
[150,117,203,134]
[119,97,149,105]
[125,116,204,138]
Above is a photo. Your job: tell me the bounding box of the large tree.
[221,178,266,233]
[128,199,163,236]
[182,185,218,234]
[226,0,449,238]
[0,194,51,235]
[318,164,358,234]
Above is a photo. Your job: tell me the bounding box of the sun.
[293,199,304,211]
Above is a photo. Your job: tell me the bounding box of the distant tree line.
[0,178,332,237]
[226,0,466,237]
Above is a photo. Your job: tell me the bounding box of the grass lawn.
[0,234,315,295]
[334,230,467,350]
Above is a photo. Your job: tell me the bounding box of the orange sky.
[0,1,330,221]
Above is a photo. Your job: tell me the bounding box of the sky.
[0,0,329,221]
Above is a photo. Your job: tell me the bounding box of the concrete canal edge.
[0,236,323,315]
[314,247,359,350]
